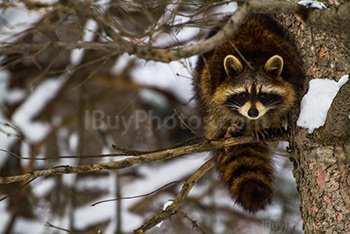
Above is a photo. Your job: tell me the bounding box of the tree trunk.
[292,131,350,233]
[282,1,350,233]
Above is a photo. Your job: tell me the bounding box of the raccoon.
[193,13,305,213]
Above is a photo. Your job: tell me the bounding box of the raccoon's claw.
[268,127,288,138]
[252,129,270,141]
[225,121,244,138]
[253,127,287,141]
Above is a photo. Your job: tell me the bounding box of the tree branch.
[1,1,307,63]
[2,1,349,64]
[0,135,287,185]
[6,1,350,64]
[135,158,215,234]
[316,79,350,142]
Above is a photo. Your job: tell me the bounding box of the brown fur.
[193,13,305,213]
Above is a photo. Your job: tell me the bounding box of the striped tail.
[215,143,273,213]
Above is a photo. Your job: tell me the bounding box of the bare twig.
[91,180,181,206]
[0,178,37,202]
[173,108,202,138]
[45,222,82,234]
[135,159,215,234]
[179,210,207,234]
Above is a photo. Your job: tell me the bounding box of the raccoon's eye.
[226,92,249,106]
[239,93,247,99]
[258,93,281,105]
[259,93,267,100]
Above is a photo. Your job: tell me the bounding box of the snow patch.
[0,70,26,104]
[32,178,56,197]
[297,75,349,133]
[298,0,327,9]
[0,5,44,43]
[131,59,194,102]
[12,76,67,143]
[0,200,11,234]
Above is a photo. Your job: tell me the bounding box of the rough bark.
[283,0,350,233]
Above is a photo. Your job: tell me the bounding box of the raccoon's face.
[224,84,283,119]
[222,54,292,120]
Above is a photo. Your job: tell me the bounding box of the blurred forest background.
[0,1,301,233]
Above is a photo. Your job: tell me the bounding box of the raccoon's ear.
[224,55,243,77]
[264,55,284,78]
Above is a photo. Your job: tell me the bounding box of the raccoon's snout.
[248,108,259,118]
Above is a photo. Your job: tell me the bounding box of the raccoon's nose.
[248,108,259,118]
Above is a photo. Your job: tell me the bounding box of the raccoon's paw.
[225,121,244,138]
[225,121,244,152]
